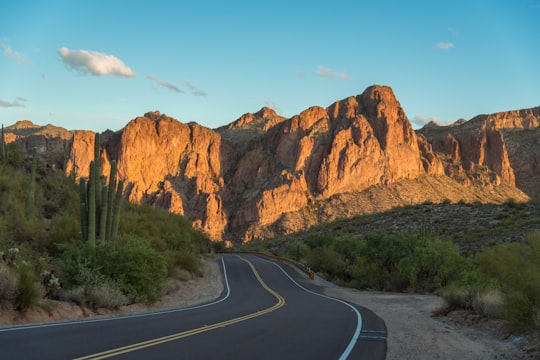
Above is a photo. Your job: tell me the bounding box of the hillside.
[4,85,537,242]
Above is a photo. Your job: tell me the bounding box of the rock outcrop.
[418,106,540,196]
[5,86,536,242]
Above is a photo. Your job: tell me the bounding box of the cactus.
[78,138,123,246]
[26,148,37,220]
[93,133,102,230]
[79,178,88,241]
[106,160,117,242]
[1,124,5,163]
[77,133,125,245]
[110,179,124,244]
[87,161,96,247]
[99,185,108,242]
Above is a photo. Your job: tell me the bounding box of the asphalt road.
[0,254,386,359]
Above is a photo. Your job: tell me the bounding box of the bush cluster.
[0,142,212,311]
[241,225,540,331]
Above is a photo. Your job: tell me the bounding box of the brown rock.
[6,86,535,242]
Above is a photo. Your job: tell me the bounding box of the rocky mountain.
[3,85,536,242]
[417,106,540,197]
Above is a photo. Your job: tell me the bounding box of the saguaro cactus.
[79,178,88,241]
[1,124,5,163]
[87,161,96,247]
[79,135,124,245]
[110,179,124,244]
[106,160,117,242]
[99,185,108,242]
[26,148,37,221]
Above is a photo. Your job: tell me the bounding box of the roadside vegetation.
[0,137,211,312]
[237,205,540,332]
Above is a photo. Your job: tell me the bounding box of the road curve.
[0,254,386,359]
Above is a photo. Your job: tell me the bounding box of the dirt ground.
[0,257,535,359]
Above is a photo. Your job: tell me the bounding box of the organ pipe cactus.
[1,124,5,163]
[79,178,88,241]
[26,148,37,221]
[106,160,117,242]
[87,161,96,247]
[94,133,101,211]
[110,179,124,244]
[99,185,108,242]
[79,135,123,245]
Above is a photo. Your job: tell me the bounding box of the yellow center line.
[74,256,285,360]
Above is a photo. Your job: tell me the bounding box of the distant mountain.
[5,85,536,242]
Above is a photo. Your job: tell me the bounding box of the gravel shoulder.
[0,256,533,359]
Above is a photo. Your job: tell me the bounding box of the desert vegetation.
[0,135,212,312]
[237,204,540,332]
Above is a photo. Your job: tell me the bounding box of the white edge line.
[0,256,231,333]
[257,256,362,360]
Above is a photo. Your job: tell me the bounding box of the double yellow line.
[74,257,285,360]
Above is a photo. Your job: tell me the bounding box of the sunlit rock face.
[7,86,535,242]
[418,106,540,196]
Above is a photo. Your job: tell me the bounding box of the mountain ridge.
[3,85,536,242]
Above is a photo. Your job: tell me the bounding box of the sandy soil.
[0,257,534,359]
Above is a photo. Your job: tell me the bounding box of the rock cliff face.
[5,86,536,242]
[418,106,540,196]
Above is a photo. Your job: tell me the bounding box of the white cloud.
[316,66,335,78]
[316,66,350,81]
[0,97,27,108]
[1,43,31,65]
[58,47,136,77]
[447,27,458,36]
[147,76,182,93]
[296,71,305,77]
[264,100,282,115]
[435,42,455,49]
[181,80,207,97]
[338,72,351,81]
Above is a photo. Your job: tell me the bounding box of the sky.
[0,0,539,132]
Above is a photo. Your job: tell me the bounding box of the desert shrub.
[0,263,18,307]
[58,286,86,305]
[304,233,334,249]
[120,203,209,272]
[47,211,80,251]
[477,232,540,330]
[281,241,310,262]
[85,281,129,309]
[399,236,466,292]
[4,142,24,167]
[348,257,379,289]
[14,262,42,310]
[57,237,167,305]
[443,269,502,317]
[473,288,504,318]
[307,246,345,280]
[167,251,200,275]
[97,236,167,303]
[349,232,408,290]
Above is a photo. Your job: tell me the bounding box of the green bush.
[282,241,310,262]
[307,246,345,280]
[167,252,200,275]
[476,232,540,330]
[398,236,466,292]
[85,281,129,309]
[443,269,503,318]
[0,263,18,307]
[15,263,42,310]
[348,232,408,290]
[57,237,168,304]
[99,236,167,303]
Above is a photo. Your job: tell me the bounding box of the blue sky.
[1,0,539,132]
